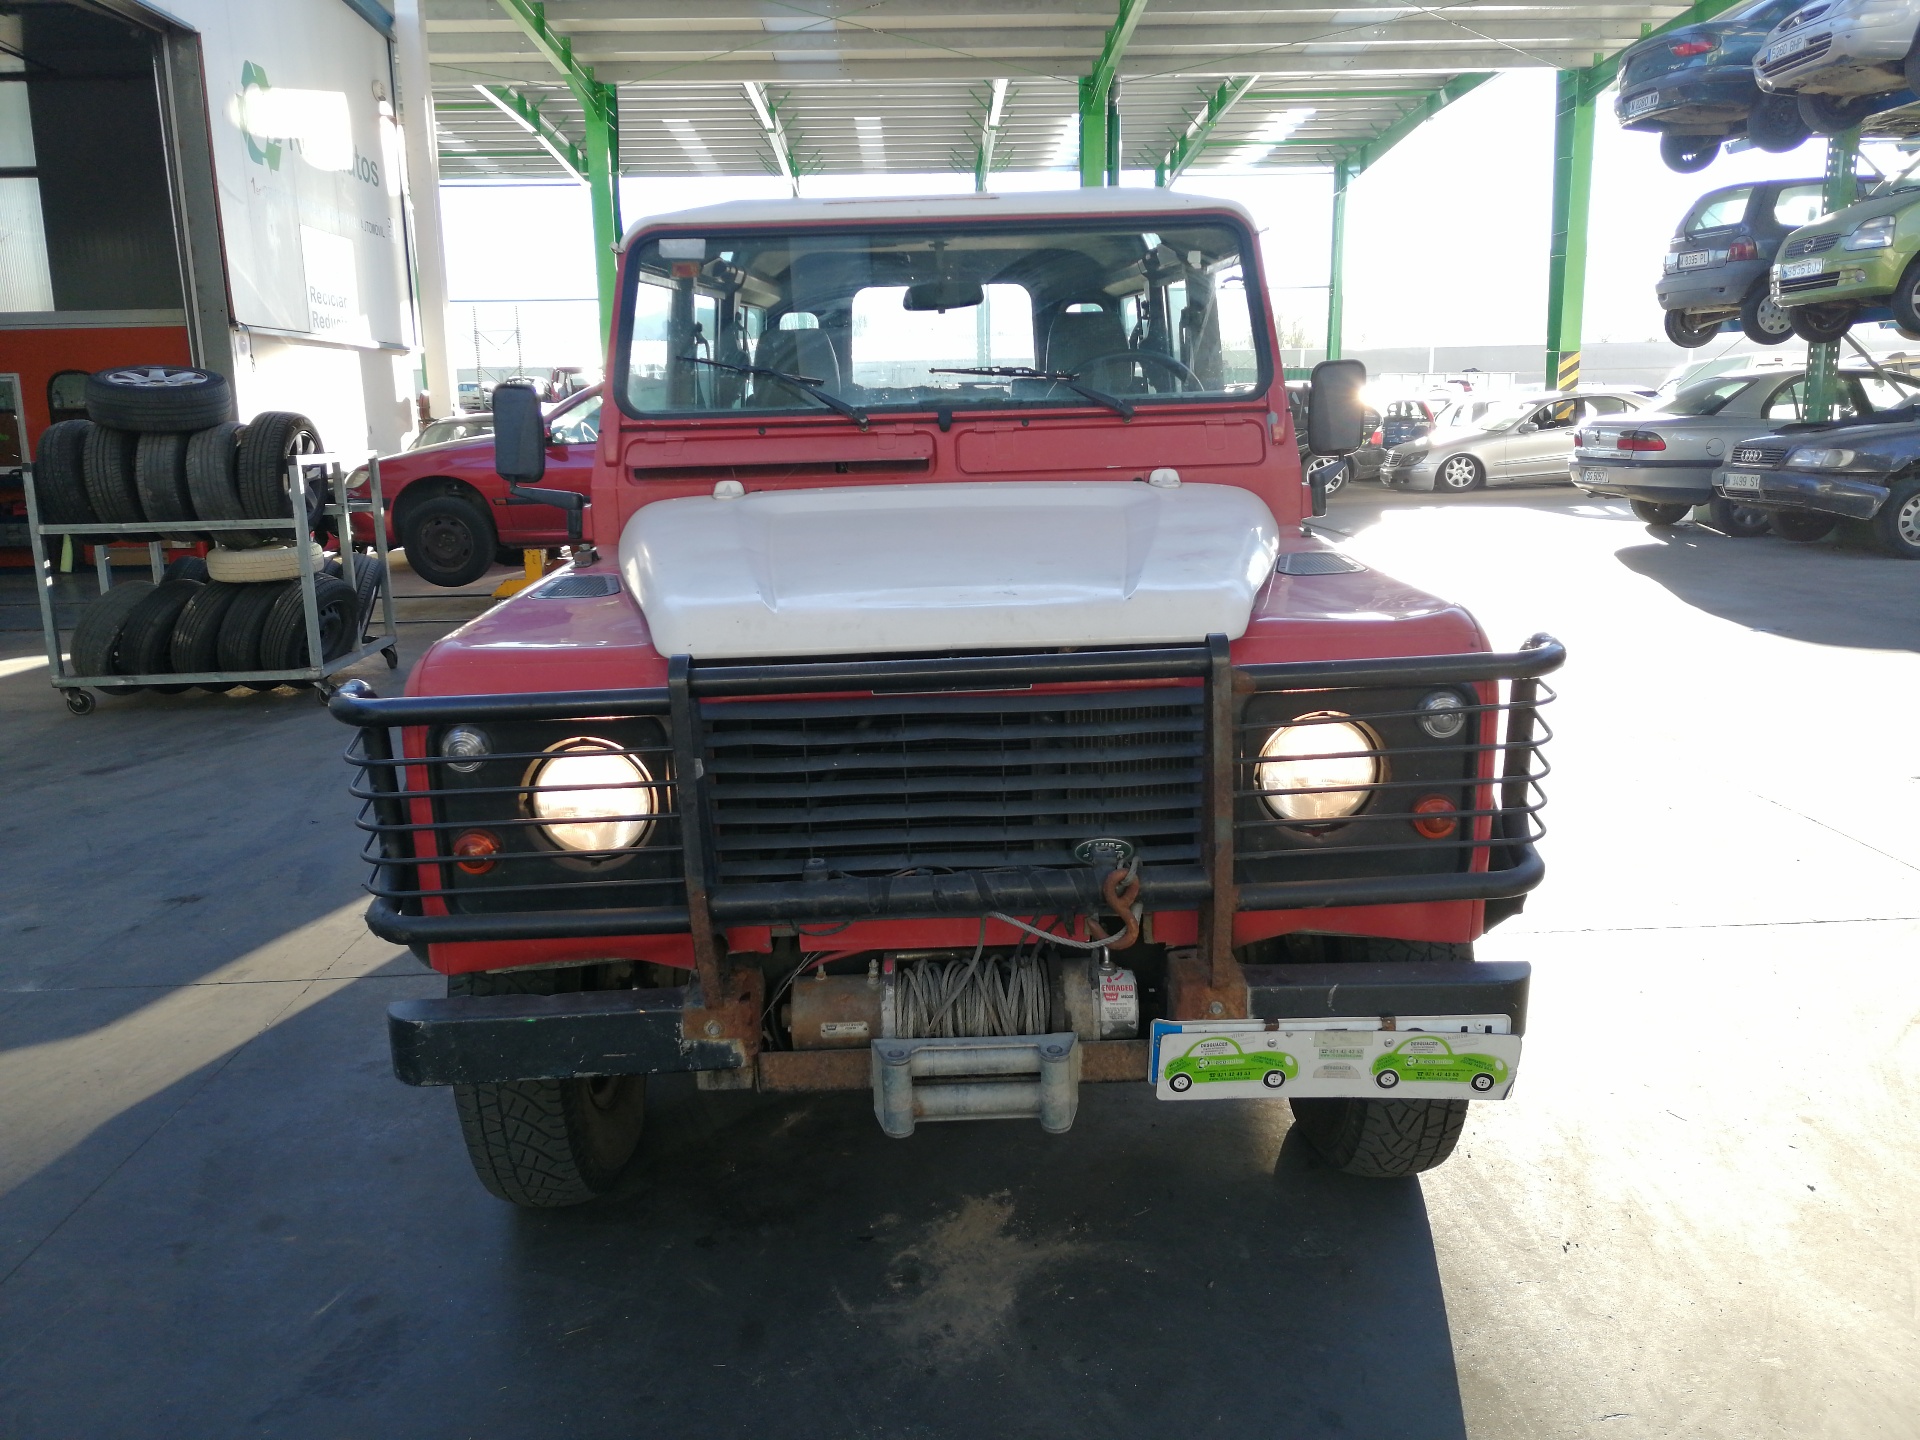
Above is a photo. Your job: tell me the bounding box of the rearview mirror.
[1306,358,1368,456]
[492,380,545,485]
[903,279,985,312]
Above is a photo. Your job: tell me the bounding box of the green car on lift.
[1771,162,1920,342]
[1372,1035,1509,1092]
[1163,1037,1299,1092]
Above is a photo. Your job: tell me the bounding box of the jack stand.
[491,547,555,600]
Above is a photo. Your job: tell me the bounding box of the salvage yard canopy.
[420,1,1714,185]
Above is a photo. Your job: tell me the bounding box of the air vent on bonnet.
[1274,551,1367,576]
[535,573,621,598]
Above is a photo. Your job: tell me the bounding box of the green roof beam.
[475,85,585,182]
[1081,0,1150,187]
[1157,76,1257,186]
[1342,73,1493,177]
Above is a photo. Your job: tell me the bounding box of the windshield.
[414,416,492,448]
[616,217,1267,419]
[1473,400,1544,433]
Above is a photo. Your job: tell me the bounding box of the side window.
[1584,395,1630,415]
[1688,190,1753,232]
[1859,374,1920,411]
[1773,184,1826,229]
[1533,401,1577,430]
[548,394,601,445]
[1766,378,1861,420]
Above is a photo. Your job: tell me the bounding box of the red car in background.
[352,385,602,587]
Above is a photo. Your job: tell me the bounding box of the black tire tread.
[33,419,96,525]
[401,493,497,588]
[70,581,154,679]
[82,425,142,526]
[185,422,256,544]
[236,412,322,534]
[214,580,289,674]
[134,431,195,526]
[351,554,387,638]
[117,579,203,686]
[258,574,358,668]
[449,969,644,1208]
[170,580,245,676]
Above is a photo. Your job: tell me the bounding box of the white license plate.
[1625,90,1662,118]
[1677,249,1713,269]
[1767,32,1813,62]
[1780,258,1825,279]
[1721,471,1761,492]
[1581,467,1612,485]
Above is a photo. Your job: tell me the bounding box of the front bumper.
[1772,245,1904,306]
[1757,23,1910,95]
[1380,457,1436,490]
[1571,454,1716,503]
[1714,465,1890,518]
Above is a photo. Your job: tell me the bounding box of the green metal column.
[1106,84,1121,185]
[1545,68,1596,391]
[1079,76,1106,187]
[1326,159,1350,360]
[582,80,623,340]
[1805,127,1861,422]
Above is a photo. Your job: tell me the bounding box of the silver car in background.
[1380,390,1651,493]
[1571,365,1920,529]
[1755,0,1920,133]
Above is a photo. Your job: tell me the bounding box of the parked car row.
[1617,0,1920,173]
[1573,362,1920,554]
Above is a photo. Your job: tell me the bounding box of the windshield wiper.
[929,365,1135,420]
[680,354,869,428]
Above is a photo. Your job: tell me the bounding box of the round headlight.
[1255,714,1380,822]
[528,739,656,853]
[441,725,491,773]
[1417,691,1467,740]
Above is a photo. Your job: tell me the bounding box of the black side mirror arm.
[505,481,593,559]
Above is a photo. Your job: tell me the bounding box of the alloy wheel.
[1897,494,1920,549]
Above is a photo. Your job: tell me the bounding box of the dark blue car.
[1615,0,1810,172]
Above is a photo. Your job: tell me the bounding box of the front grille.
[1779,273,1840,293]
[1782,232,1839,259]
[1760,35,1831,73]
[1733,444,1787,466]
[701,688,1204,882]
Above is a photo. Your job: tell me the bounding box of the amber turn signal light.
[1411,795,1457,839]
[452,829,501,874]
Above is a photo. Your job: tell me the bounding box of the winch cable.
[892,951,1050,1038]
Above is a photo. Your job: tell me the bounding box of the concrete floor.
[1,497,1916,1440]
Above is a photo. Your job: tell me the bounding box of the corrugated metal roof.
[422,1,1691,183]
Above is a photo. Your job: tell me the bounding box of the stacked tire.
[44,367,379,696]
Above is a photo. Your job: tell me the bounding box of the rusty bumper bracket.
[386,985,743,1086]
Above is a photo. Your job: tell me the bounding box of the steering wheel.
[1073,349,1204,393]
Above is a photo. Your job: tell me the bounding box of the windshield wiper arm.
[681,354,869,428]
[929,365,1135,420]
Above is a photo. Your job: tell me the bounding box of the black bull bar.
[329,633,1561,948]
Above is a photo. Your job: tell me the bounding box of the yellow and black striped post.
[1553,349,1581,392]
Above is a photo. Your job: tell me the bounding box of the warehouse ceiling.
[421,1,1701,183]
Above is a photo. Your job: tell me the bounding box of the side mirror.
[1306,358,1368,456]
[492,381,545,484]
[1516,421,1538,434]
[494,378,591,553]
[1307,459,1344,517]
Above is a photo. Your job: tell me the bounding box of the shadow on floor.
[0,973,1468,1440]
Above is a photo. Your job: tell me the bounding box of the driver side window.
[548,394,601,445]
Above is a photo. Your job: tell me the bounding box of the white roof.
[619,188,1255,247]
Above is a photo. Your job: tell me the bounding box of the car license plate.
[1152,1019,1522,1101]
[1677,249,1713,269]
[1721,471,1761,492]
[1580,467,1613,486]
[1780,258,1825,279]
[1767,32,1812,62]
[1624,90,1662,119]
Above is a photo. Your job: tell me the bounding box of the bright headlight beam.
[1255,713,1380,822]
[529,741,656,854]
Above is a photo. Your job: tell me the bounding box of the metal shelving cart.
[24,449,399,714]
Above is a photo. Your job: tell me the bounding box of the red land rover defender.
[331,191,1556,1208]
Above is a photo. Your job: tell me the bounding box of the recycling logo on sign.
[240,61,281,170]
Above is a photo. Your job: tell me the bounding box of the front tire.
[1889,256,1920,337]
[1771,509,1836,542]
[402,494,498,588]
[1660,133,1719,173]
[1631,498,1692,526]
[1799,91,1894,136]
[1434,454,1484,493]
[1789,301,1857,344]
[1707,496,1772,538]
[1739,283,1796,346]
[1288,936,1474,1178]
[1665,308,1720,348]
[1871,478,1920,558]
[451,969,646,1207]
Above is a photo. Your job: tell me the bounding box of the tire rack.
[22,449,400,713]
